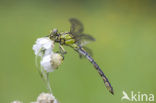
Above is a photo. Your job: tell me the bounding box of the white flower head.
[33,37,54,56]
[36,92,58,103]
[11,101,23,103]
[40,53,63,72]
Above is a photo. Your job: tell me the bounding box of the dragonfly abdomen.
[78,48,114,95]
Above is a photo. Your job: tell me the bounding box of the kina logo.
[121,90,154,102]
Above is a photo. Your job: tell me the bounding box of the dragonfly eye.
[50,28,58,35]
[52,28,58,34]
[50,28,58,40]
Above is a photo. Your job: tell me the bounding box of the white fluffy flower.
[40,53,63,72]
[32,92,58,103]
[11,101,22,103]
[40,54,53,72]
[33,37,54,56]
[33,37,63,72]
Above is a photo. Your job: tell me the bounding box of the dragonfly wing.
[69,18,95,45]
[75,34,95,58]
[69,18,84,35]
[69,18,95,58]
[76,33,95,41]
[83,46,93,57]
[75,33,95,46]
[79,46,93,59]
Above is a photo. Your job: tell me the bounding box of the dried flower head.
[50,53,63,70]
[40,53,63,72]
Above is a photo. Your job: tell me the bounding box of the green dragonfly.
[49,18,114,95]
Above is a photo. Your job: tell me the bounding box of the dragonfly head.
[49,28,58,41]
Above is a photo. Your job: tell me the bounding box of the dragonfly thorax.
[49,29,75,45]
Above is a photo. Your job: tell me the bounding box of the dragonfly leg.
[58,44,67,59]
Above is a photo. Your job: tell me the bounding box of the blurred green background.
[0,0,156,103]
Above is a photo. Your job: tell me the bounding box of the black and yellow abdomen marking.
[77,47,114,95]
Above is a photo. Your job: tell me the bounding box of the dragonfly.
[49,18,114,95]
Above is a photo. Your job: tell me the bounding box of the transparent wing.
[79,46,93,59]
[75,33,95,41]
[76,34,95,59]
[69,18,84,35]
[75,33,95,46]
[69,18,95,58]
[83,46,93,57]
[69,18,95,42]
